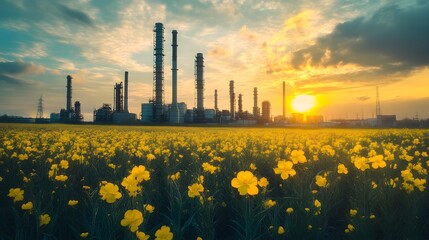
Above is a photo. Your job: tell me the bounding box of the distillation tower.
[195,53,204,122]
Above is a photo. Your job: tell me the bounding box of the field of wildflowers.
[0,124,428,239]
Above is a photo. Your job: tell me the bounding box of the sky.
[0,0,428,121]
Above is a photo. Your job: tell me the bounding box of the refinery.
[17,22,403,127]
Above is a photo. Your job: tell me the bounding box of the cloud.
[0,61,45,75]
[55,3,95,27]
[208,44,231,57]
[0,74,26,85]
[289,2,429,79]
[0,60,45,85]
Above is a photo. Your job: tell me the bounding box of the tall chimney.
[238,93,243,120]
[195,53,204,122]
[170,30,180,124]
[214,89,218,113]
[124,71,128,113]
[153,23,164,122]
[253,87,259,118]
[66,75,72,112]
[229,80,235,121]
[283,81,285,118]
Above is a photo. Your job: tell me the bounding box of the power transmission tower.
[376,86,381,116]
[37,96,43,119]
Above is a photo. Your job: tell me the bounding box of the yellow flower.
[290,150,307,164]
[353,156,370,171]
[121,175,142,197]
[414,178,426,191]
[273,161,296,180]
[202,162,218,174]
[257,177,269,187]
[286,207,294,214]
[308,224,313,230]
[40,214,51,226]
[99,182,122,203]
[345,224,355,233]
[371,181,378,189]
[155,225,173,240]
[60,160,69,169]
[169,172,180,181]
[337,164,348,174]
[55,175,68,182]
[249,163,257,170]
[401,169,414,181]
[188,183,204,198]
[305,207,310,212]
[315,175,328,188]
[130,165,151,182]
[18,153,29,161]
[120,209,144,232]
[231,171,259,196]
[314,199,321,208]
[8,188,24,202]
[350,209,357,217]
[108,163,116,169]
[68,200,79,206]
[278,226,285,234]
[136,231,150,240]
[146,153,156,161]
[369,155,386,169]
[80,232,89,238]
[144,204,155,213]
[263,199,276,208]
[21,201,33,211]
[370,214,376,219]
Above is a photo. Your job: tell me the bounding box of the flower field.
[0,124,428,239]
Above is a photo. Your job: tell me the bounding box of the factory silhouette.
[46,22,399,127]
[49,22,277,125]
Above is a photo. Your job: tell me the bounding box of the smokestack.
[153,23,164,121]
[195,53,204,122]
[66,75,72,112]
[214,89,218,113]
[253,87,259,118]
[283,81,285,118]
[230,80,235,120]
[238,93,243,120]
[124,71,128,113]
[170,30,180,124]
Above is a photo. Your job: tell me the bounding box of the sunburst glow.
[292,95,315,113]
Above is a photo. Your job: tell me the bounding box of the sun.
[291,95,315,113]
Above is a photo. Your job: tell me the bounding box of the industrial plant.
[38,22,403,127]
[50,75,83,123]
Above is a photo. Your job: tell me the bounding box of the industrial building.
[94,71,137,124]
[261,101,271,123]
[50,75,83,123]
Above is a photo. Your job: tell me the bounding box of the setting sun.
[292,95,315,113]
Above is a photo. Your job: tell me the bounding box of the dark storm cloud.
[0,61,44,85]
[290,1,429,77]
[0,61,43,74]
[0,74,26,85]
[55,3,95,27]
